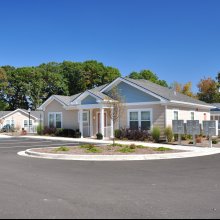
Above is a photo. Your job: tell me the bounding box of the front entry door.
[83,111,90,137]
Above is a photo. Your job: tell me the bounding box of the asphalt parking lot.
[0,136,220,219]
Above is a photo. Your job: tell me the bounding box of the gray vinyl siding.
[108,81,160,103]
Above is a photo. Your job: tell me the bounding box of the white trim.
[127,108,153,130]
[165,105,167,128]
[169,100,215,109]
[48,112,63,128]
[101,77,167,102]
[96,111,107,135]
[90,109,93,137]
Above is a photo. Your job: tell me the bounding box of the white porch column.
[79,109,83,138]
[110,108,114,138]
[90,109,93,137]
[100,107,105,136]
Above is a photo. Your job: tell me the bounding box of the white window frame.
[23,119,33,127]
[48,112,63,128]
[127,109,153,130]
[4,119,15,126]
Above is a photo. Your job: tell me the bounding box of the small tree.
[105,87,126,146]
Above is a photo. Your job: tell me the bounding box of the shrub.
[151,127,161,143]
[212,139,218,144]
[196,136,202,143]
[114,129,122,139]
[164,126,173,142]
[126,129,150,141]
[129,144,136,149]
[155,147,172,151]
[74,129,81,138]
[37,124,43,135]
[96,133,103,140]
[43,126,57,135]
[86,147,102,153]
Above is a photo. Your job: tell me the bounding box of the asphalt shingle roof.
[41,77,213,108]
[123,77,213,107]
[0,109,43,119]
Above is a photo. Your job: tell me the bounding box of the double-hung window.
[129,112,139,130]
[48,113,62,128]
[5,120,15,126]
[129,110,152,130]
[24,120,33,127]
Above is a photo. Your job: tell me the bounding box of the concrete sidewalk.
[16,135,220,161]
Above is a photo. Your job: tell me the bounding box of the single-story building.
[38,77,214,138]
[0,109,43,133]
[210,103,220,132]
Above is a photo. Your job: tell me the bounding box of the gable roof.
[123,78,213,107]
[39,77,214,109]
[0,109,43,120]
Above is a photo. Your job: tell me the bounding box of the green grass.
[155,147,172,152]
[86,147,102,153]
[54,146,70,152]
[80,144,102,153]
[109,143,125,147]
[80,144,96,149]
[118,147,135,153]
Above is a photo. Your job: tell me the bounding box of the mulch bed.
[32,145,183,155]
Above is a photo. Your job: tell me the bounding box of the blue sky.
[0,0,220,92]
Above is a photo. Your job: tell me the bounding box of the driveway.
[0,137,220,218]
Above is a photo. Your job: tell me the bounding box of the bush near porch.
[114,128,151,142]
[39,126,81,138]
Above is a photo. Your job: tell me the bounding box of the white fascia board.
[101,77,167,102]
[100,77,122,93]
[169,100,215,109]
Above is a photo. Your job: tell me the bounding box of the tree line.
[0,60,219,111]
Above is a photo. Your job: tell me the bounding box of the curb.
[18,147,220,161]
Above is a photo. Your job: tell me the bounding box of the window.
[211,116,214,120]
[83,112,88,122]
[48,113,62,128]
[174,111,178,120]
[191,112,194,120]
[128,110,152,130]
[5,120,15,126]
[141,111,151,130]
[129,112,139,130]
[24,120,33,127]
